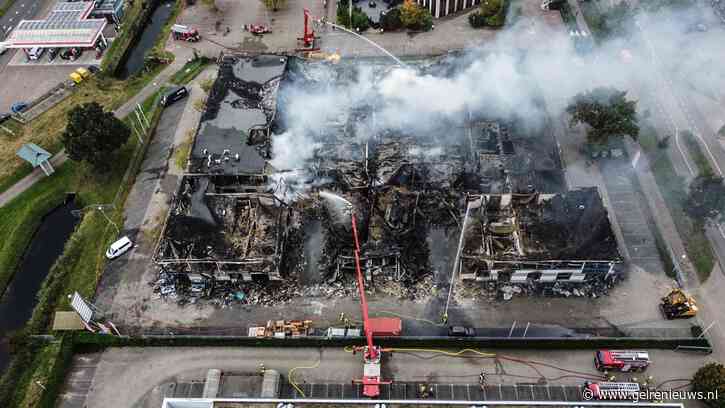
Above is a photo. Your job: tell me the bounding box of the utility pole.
[349,0,353,29]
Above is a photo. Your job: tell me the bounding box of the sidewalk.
[0,53,189,208]
[94,66,214,327]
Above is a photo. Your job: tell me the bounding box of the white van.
[27,47,45,60]
[105,236,133,259]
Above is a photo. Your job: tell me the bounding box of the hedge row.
[72,332,711,350]
[37,336,75,408]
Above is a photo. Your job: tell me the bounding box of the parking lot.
[58,347,714,408]
[0,62,77,112]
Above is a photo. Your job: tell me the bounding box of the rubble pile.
[458,189,621,290]
[156,176,292,282]
[150,54,624,308]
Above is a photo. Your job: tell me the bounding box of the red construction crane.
[350,213,389,397]
[296,9,319,51]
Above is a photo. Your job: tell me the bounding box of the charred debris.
[152,54,622,306]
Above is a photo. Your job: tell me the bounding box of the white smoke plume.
[269,1,725,181]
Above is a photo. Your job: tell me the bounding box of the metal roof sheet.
[16,143,51,167]
[5,1,106,48]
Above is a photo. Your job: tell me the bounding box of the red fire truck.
[594,350,650,372]
[171,25,201,42]
[584,381,641,400]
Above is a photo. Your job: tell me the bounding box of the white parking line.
[718,223,725,241]
[675,127,696,176]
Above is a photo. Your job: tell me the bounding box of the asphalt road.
[0,0,45,57]
[631,14,725,362]
[0,0,54,109]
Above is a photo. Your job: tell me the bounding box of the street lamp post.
[97,206,120,234]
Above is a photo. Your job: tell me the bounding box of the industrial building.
[151,55,621,304]
[458,189,621,287]
[154,55,291,293]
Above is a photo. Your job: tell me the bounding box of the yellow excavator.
[660,288,698,319]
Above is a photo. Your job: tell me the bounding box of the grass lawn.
[0,65,165,194]
[0,0,17,18]
[0,135,138,299]
[639,126,715,281]
[173,129,194,170]
[10,341,62,407]
[170,57,212,85]
[0,72,166,408]
[45,93,164,316]
[100,0,145,74]
[681,130,715,176]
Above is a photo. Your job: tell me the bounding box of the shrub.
[380,8,403,31]
[693,363,725,408]
[468,0,507,28]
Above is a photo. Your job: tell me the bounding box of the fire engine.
[584,381,641,400]
[171,25,201,42]
[594,350,650,372]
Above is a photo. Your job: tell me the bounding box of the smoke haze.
[270,1,725,179]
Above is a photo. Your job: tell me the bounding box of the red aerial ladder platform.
[350,213,391,397]
[296,9,320,52]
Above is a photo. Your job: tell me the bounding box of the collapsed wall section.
[458,188,621,290]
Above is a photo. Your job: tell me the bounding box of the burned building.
[458,188,621,289]
[270,57,618,292]
[155,55,293,294]
[156,177,291,281]
[153,54,622,303]
[189,55,286,174]
[467,119,566,194]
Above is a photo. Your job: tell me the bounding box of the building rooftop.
[189,55,287,175]
[16,143,51,167]
[4,1,106,48]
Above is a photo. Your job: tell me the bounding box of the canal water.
[0,199,79,374]
[117,0,176,79]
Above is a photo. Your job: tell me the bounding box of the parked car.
[47,48,59,61]
[10,101,28,114]
[160,86,189,107]
[106,236,133,259]
[87,65,100,74]
[448,326,476,337]
[0,44,7,55]
[60,47,82,61]
[69,68,90,84]
[27,47,44,61]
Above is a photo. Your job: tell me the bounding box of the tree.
[587,2,632,39]
[692,363,725,408]
[62,102,130,173]
[261,0,286,11]
[566,87,639,146]
[469,0,507,28]
[400,0,433,31]
[686,174,725,223]
[337,3,370,31]
[380,8,403,31]
[480,0,503,16]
